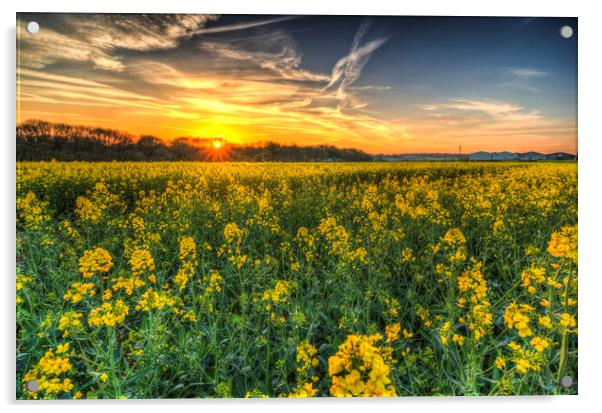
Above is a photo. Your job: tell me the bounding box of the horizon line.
[16,119,577,157]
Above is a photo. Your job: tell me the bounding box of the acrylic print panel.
[16,13,578,399]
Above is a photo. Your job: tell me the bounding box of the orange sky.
[17,14,578,154]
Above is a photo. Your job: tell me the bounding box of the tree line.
[17,120,372,162]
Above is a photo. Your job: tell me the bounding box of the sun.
[207,138,229,161]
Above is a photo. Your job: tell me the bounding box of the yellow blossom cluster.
[111,248,155,295]
[205,270,223,294]
[456,262,492,340]
[318,217,367,265]
[289,339,320,397]
[253,280,293,324]
[135,288,179,312]
[57,311,83,337]
[64,282,95,303]
[328,334,396,397]
[504,303,535,337]
[289,382,318,398]
[385,323,401,343]
[294,226,316,262]
[22,347,74,399]
[547,224,578,264]
[520,266,546,295]
[88,300,129,328]
[507,342,542,374]
[79,247,113,278]
[296,340,319,374]
[223,222,245,245]
[16,273,33,304]
[129,248,155,277]
[174,237,197,291]
[415,304,432,327]
[440,227,467,264]
[17,192,50,230]
[74,182,121,223]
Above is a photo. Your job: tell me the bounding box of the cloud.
[422,99,532,118]
[323,19,388,109]
[501,67,550,93]
[193,16,300,35]
[199,33,331,83]
[18,14,408,153]
[409,97,576,153]
[18,14,218,71]
[510,68,549,78]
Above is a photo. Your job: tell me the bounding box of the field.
[16,161,578,399]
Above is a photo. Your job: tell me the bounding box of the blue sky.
[17,14,577,153]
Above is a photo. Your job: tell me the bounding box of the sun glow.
[213,140,222,149]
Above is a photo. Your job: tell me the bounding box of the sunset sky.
[17,14,577,154]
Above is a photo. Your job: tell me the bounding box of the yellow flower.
[443,228,466,244]
[296,340,318,374]
[88,300,129,328]
[79,247,113,278]
[100,373,108,383]
[58,311,83,337]
[538,316,553,329]
[495,357,506,369]
[16,192,50,230]
[503,303,534,337]
[328,334,396,397]
[438,321,451,345]
[530,336,550,352]
[56,343,70,354]
[22,349,74,399]
[547,225,578,263]
[385,323,401,342]
[135,288,178,312]
[289,382,317,398]
[452,333,464,346]
[559,313,576,328]
[64,282,95,303]
[129,248,155,276]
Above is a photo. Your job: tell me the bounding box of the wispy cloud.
[501,67,550,93]
[193,16,300,35]
[423,99,529,117]
[198,33,331,83]
[413,97,575,153]
[18,14,218,71]
[510,68,549,78]
[323,19,388,109]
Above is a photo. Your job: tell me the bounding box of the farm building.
[545,152,576,160]
[468,151,518,161]
[518,152,546,161]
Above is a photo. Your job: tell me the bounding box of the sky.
[16,14,578,154]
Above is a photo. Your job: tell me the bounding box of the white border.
[2,1,601,412]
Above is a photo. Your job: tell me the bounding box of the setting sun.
[213,140,222,149]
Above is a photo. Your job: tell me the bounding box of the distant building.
[494,151,518,160]
[545,152,576,160]
[468,151,518,161]
[518,152,546,161]
[468,151,494,161]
